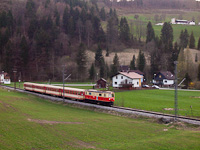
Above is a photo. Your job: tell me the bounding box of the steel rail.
[113,106,200,124]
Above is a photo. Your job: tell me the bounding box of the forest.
[0,0,200,84]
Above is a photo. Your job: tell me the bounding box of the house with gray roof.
[153,71,175,86]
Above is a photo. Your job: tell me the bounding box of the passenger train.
[24,82,115,106]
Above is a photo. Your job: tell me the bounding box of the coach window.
[121,76,123,79]
[116,76,118,79]
[115,82,117,85]
[89,92,91,95]
[99,94,102,96]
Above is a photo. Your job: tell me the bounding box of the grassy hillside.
[122,10,200,45]
[1,87,200,149]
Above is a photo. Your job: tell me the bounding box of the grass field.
[115,89,200,118]
[1,87,200,149]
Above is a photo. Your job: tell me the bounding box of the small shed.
[96,78,107,88]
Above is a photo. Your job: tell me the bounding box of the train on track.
[24,82,115,106]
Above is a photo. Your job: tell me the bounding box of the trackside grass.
[115,89,200,118]
[0,88,200,149]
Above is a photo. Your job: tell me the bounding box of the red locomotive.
[24,82,115,106]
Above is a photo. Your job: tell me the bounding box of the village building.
[96,78,107,88]
[153,71,175,86]
[171,18,196,25]
[129,70,145,83]
[0,72,11,84]
[112,72,143,88]
[119,68,145,83]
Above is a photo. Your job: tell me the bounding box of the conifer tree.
[180,29,189,48]
[137,50,146,72]
[95,44,103,66]
[106,47,109,57]
[160,22,173,52]
[100,7,106,21]
[130,55,136,70]
[146,21,155,43]
[189,31,195,49]
[195,53,198,62]
[111,53,119,77]
[197,37,200,50]
[198,64,200,81]
[184,73,191,88]
[89,63,96,80]
[63,7,70,34]
[76,43,87,80]
[119,17,130,43]
[100,59,105,78]
[20,36,29,67]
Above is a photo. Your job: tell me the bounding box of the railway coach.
[24,82,115,106]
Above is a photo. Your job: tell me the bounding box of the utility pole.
[174,61,178,121]
[19,72,21,89]
[13,70,17,90]
[62,65,71,102]
[62,65,65,102]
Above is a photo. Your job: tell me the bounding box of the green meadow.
[115,89,200,118]
[1,88,200,149]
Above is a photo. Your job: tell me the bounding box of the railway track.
[1,85,200,125]
[113,106,200,125]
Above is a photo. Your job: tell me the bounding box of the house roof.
[0,72,10,78]
[120,65,130,72]
[160,71,175,80]
[129,70,144,75]
[118,72,143,79]
[97,78,107,82]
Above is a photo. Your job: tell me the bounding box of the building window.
[137,82,139,85]
[121,76,123,79]
[165,80,167,83]
[115,82,117,85]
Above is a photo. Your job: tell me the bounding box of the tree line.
[0,0,139,81]
[1,0,200,83]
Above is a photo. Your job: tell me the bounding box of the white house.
[0,72,11,84]
[171,18,196,25]
[112,72,143,88]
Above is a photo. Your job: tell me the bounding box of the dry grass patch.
[27,118,83,125]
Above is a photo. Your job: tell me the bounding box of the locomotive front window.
[112,94,114,97]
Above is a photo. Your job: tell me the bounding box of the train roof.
[24,82,85,92]
[86,89,114,94]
